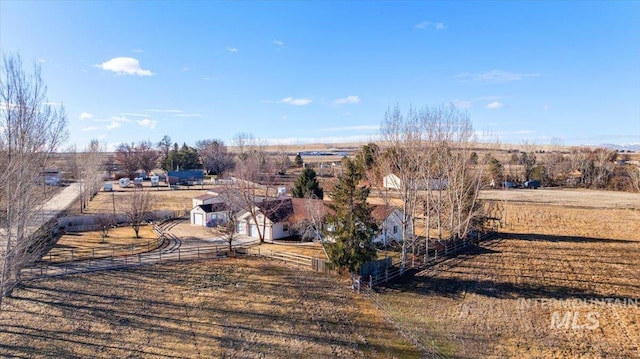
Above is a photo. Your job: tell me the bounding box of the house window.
[283,223,289,232]
[393,225,398,234]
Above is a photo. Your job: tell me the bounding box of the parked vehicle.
[524,180,541,189]
[118,178,130,188]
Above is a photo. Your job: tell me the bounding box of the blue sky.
[1,1,639,150]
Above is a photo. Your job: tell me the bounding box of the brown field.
[45,226,158,263]
[85,184,224,214]
[375,202,640,358]
[0,258,420,358]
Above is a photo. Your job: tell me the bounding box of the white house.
[190,202,229,227]
[370,205,411,245]
[382,173,448,191]
[236,199,295,241]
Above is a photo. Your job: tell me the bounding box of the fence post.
[178,248,181,260]
[71,249,74,261]
[198,246,200,259]
[369,275,373,289]
[385,268,389,283]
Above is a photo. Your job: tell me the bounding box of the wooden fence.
[366,232,493,289]
[21,238,259,280]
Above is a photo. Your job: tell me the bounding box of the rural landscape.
[2,2,640,358]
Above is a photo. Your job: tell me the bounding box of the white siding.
[383,174,401,190]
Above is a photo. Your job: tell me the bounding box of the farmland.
[374,202,640,357]
[0,258,420,358]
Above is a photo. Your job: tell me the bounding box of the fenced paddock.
[20,238,255,280]
[366,233,493,288]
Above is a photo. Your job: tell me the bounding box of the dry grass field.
[44,226,158,263]
[375,202,640,358]
[0,258,420,358]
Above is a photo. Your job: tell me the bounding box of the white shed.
[190,203,229,227]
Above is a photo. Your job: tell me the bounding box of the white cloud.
[81,126,100,132]
[227,47,238,53]
[282,115,288,120]
[176,113,202,118]
[543,104,550,110]
[273,40,285,46]
[110,115,131,123]
[486,101,504,109]
[106,121,121,130]
[414,21,445,30]
[457,70,540,83]
[137,118,157,129]
[181,66,190,72]
[132,48,143,53]
[37,58,46,64]
[333,95,360,105]
[451,99,472,109]
[105,115,131,130]
[96,57,154,76]
[279,97,312,106]
[78,112,93,120]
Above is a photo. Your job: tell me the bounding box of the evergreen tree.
[292,168,324,199]
[325,159,377,281]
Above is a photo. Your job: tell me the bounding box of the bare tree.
[115,142,138,178]
[196,139,235,177]
[0,53,68,303]
[76,139,105,213]
[379,105,426,267]
[136,140,160,176]
[232,132,254,160]
[121,186,153,238]
[96,214,115,243]
[208,208,238,252]
[380,104,487,266]
[227,135,285,244]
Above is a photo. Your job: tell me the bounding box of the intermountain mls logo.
[518,297,638,331]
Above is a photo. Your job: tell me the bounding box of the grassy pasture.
[375,203,640,358]
[0,258,420,358]
[44,226,158,263]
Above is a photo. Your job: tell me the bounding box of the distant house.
[382,173,447,191]
[370,205,410,245]
[40,168,61,186]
